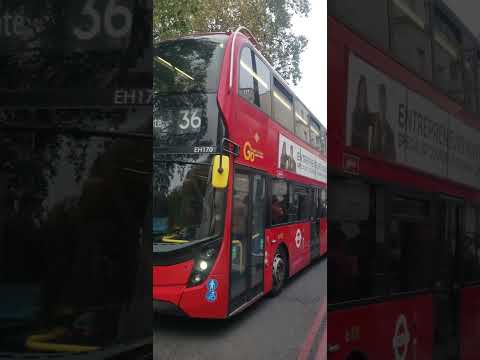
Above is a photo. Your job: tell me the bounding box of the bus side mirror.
[212,155,230,189]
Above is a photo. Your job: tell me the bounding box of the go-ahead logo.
[243,142,264,162]
[392,314,410,360]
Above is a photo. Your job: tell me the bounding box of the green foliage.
[153,0,200,41]
[154,0,310,85]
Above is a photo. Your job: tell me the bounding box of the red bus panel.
[329,296,433,360]
[459,286,480,360]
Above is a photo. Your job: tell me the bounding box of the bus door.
[229,170,266,313]
[433,197,463,359]
[310,188,321,260]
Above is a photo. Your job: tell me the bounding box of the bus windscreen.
[154,35,227,95]
[0,117,151,352]
[153,159,226,249]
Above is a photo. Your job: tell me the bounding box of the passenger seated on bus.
[271,196,285,224]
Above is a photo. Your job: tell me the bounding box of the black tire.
[270,246,288,296]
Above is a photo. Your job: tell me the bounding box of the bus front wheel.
[271,247,287,296]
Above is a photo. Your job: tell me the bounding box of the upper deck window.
[390,0,433,80]
[329,0,389,50]
[272,77,294,132]
[294,99,310,144]
[238,47,272,115]
[154,35,227,94]
[433,7,463,101]
[309,119,325,152]
[331,1,480,120]
[462,34,477,114]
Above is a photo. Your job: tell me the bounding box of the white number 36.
[74,0,133,40]
[179,109,202,130]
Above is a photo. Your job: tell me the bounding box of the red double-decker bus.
[153,27,327,318]
[328,1,480,359]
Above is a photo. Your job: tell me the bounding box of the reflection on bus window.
[154,35,226,95]
[239,48,272,115]
[153,160,225,244]
[294,100,310,144]
[329,181,388,303]
[272,78,294,132]
[0,113,151,352]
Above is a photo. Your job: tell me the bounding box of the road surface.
[154,258,327,360]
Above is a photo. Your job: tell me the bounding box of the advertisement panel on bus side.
[345,53,480,190]
[278,133,327,184]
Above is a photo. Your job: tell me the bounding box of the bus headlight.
[187,245,219,287]
[199,260,209,271]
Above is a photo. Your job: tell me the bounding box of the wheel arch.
[276,242,290,277]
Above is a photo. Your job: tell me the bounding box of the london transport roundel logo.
[392,314,410,360]
[295,229,302,248]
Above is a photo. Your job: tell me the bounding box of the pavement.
[154,258,327,360]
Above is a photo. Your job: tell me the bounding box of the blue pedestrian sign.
[206,290,217,302]
[205,279,218,303]
[207,279,218,292]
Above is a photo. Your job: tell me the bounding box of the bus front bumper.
[153,300,187,317]
[152,277,227,319]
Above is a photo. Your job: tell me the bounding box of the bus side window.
[272,77,294,132]
[320,188,327,218]
[291,185,309,222]
[309,118,322,151]
[239,48,259,106]
[271,179,289,225]
[294,100,310,144]
[287,183,298,223]
[463,206,480,283]
[389,196,432,293]
[238,48,272,116]
[329,181,386,303]
[254,54,272,116]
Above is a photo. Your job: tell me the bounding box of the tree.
[154,0,310,85]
